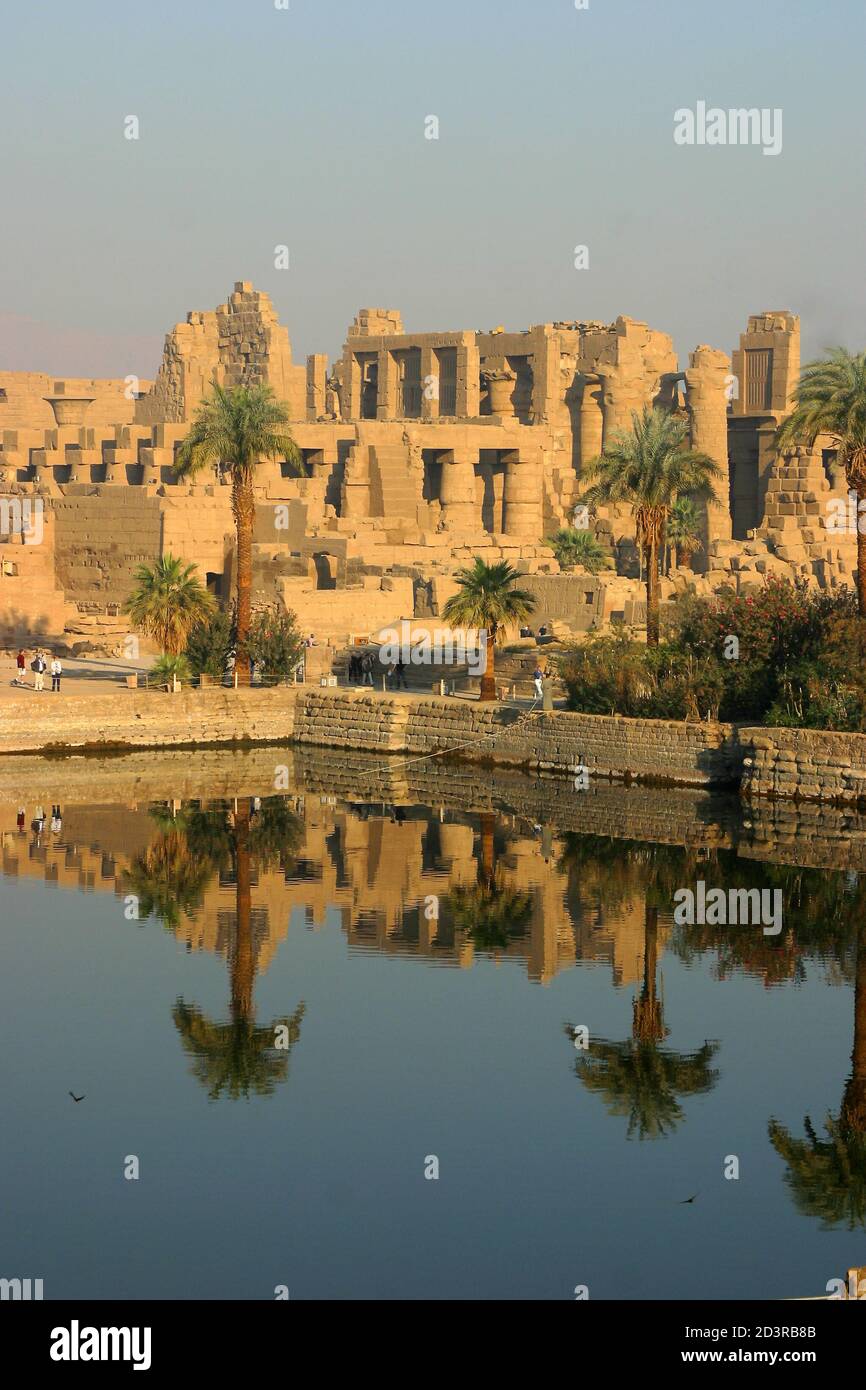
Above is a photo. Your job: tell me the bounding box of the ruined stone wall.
[134,281,306,425]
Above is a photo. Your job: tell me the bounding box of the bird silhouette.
[678,1193,699,1204]
[68,1092,85,1103]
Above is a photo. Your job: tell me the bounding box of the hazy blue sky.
[1,0,864,378]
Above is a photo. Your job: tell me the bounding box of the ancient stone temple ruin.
[0,284,855,650]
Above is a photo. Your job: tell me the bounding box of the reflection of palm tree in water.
[561,835,719,1140]
[446,812,533,955]
[769,905,866,1229]
[125,797,306,1100]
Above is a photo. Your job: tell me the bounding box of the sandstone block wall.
[741,726,866,804]
[0,685,738,789]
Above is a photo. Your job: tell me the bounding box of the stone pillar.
[503,447,543,540]
[578,375,604,467]
[420,346,438,422]
[457,341,480,418]
[344,351,362,420]
[685,345,733,548]
[377,348,399,420]
[440,450,479,531]
[306,354,328,420]
[598,365,647,445]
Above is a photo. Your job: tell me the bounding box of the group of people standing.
[16,804,63,842]
[12,649,62,691]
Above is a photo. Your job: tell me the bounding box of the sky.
[1,0,864,379]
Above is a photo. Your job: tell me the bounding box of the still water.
[1,748,864,1300]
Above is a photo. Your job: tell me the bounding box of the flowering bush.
[561,579,866,730]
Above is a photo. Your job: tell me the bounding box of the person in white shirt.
[50,656,62,692]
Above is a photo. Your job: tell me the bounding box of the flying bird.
[68,1092,85,1103]
[678,1193,699,1204]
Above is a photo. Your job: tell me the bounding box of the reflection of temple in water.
[0,798,660,986]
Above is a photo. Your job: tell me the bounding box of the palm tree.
[124,554,215,657]
[441,558,536,701]
[445,811,533,954]
[122,805,215,931]
[569,1034,720,1141]
[777,349,866,613]
[768,902,866,1229]
[175,384,301,681]
[665,496,703,572]
[546,527,613,574]
[580,408,720,644]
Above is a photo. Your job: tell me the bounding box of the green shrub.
[185,607,235,678]
[243,605,303,682]
[562,578,866,730]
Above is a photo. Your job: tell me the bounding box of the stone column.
[306,354,328,420]
[377,348,399,420]
[457,340,481,418]
[420,346,439,422]
[578,375,604,467]
[598,365,647,445]
[503,447,543,540]
[440,450,479,532]
[685,345,732,548]
[343,351,362,420]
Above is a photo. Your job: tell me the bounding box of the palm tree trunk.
[479,812,496,890]
[232,469,256,683]
[857,487,866,617]
[646,536,660,646]
[480,628,496,701]
[842,915,866,1137]
[231,800,254,1023]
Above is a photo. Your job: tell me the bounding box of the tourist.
[305,632,317,648]
[16,807,25,833]
[32,649,47,691]
[14,649,27,685]
[533,665,545,700]
[50,655,62,692]
[394,658,408,690]
[361,651,375,686]
[347,651,361,684]
[51,806,62,834]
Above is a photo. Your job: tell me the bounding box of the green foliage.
[441,557,536,639]
[125,554,215,656]
[175,383,301,480]
[546,527,613,573]
[580,407,720,519]
[149,651,193,687]
[777,348,866,478]
[559,629,725,721]
[243,605,303,681]
[560,577,866,730]
[185,606,235,679]
[666,496,703,567]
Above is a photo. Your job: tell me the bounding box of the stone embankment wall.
[2,685,866,807]
[740,726,866,805]
[0,686,739,786]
